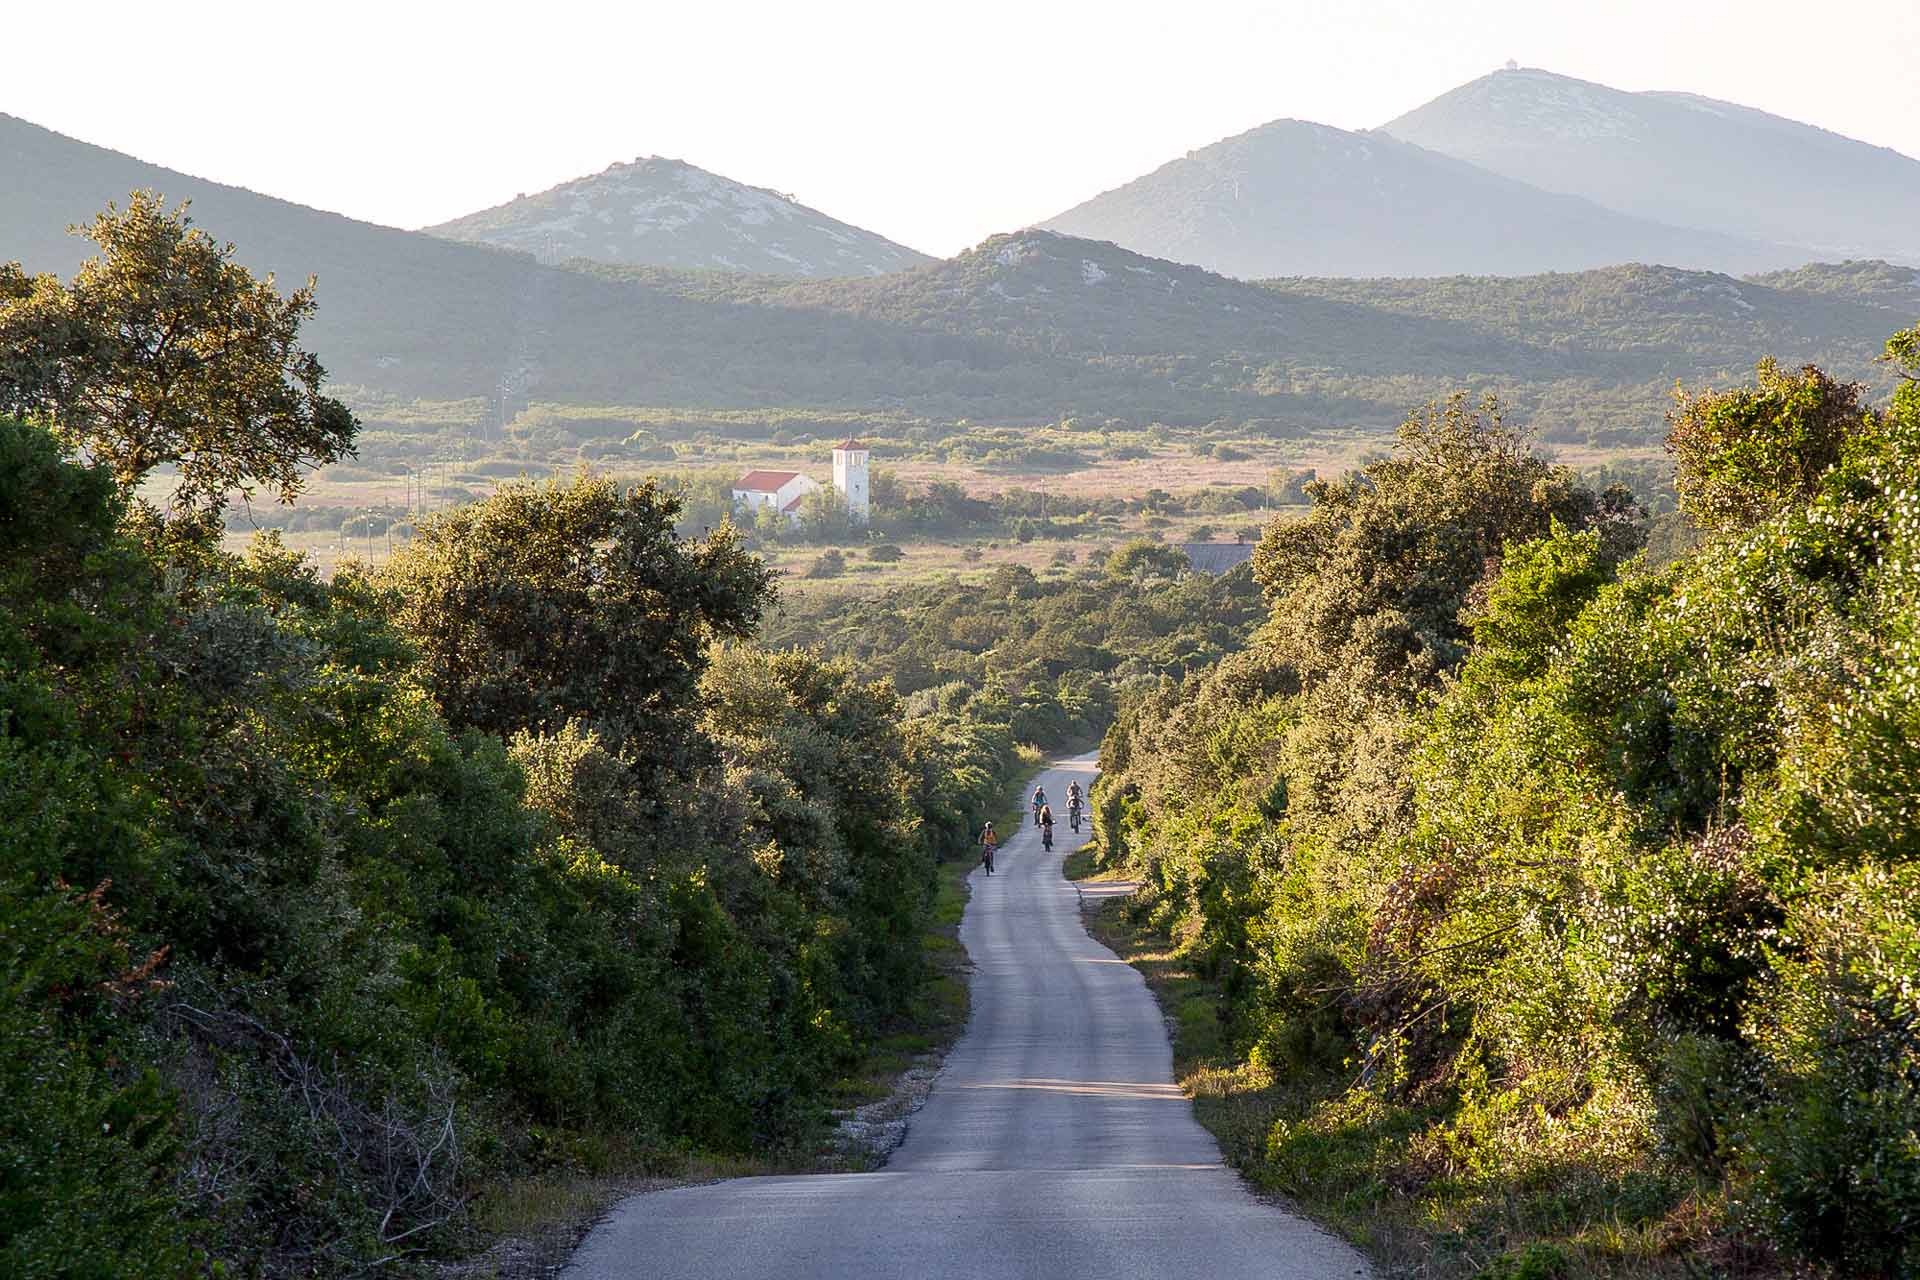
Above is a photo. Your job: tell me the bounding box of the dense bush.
[1093,333,1920,1272]
[763,545,1264,753]
[0,429,1029,1276]
[1666,358,1863,534]
[0,204,1094,1277]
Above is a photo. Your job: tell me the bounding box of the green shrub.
[1093,341,1920,1272]
[1667,358,1861,534]
[1732,864,1920,1276]
[1472,1244,1569,1280]
[0,420,1027,1273]
[0,872,198,1280]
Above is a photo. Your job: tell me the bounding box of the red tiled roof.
[734,469,801,493]
[834,437,865,452]
[782,494,807,513]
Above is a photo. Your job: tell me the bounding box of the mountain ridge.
[0,109,537,397]
[1382,67,1920,263]
[425,156,932,278]
[2,112,1910,454]
[1040,115,1809,279]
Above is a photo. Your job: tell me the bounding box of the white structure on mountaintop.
[832,437,869,525]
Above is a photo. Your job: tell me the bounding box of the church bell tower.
[832,437,870,526]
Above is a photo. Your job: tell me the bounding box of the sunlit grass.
[471,1176,617,1238]
[1082,897,1722,1280]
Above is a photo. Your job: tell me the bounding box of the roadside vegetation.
[0,195,1268,1278]
[10,190,1913,1280]
[0,199,1042,1277]
[1088,339,1920,1277]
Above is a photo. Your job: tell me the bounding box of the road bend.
[563,753,1371,1280]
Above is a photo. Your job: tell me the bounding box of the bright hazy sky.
[8,0,1919,257]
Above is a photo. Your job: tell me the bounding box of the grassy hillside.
[1262,261,1913,441]
[517,237,1919,451]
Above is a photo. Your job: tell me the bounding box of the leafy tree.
[1094,334,1920,1273]
[1253,392,1635,694]
[1105,539,1189,583]
[1462,521,1621,686]
[381,475,772,783]
[701,646,933,1022]
[1270,467,1318,505]
[1666,358,1863,535]
[795,486,852,542]
[0,192,356,515]
[869,466,906,513]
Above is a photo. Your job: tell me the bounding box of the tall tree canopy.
[380,474,774,786]
[0,191,355,515]
[1666,358,1864,535]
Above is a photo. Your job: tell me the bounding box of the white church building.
[732,438,868,526]
[730,468,819,519]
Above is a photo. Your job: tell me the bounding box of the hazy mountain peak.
[426,157,932,278]
[1040,114,1803,279]
[1384,69,1920,262]
[1416,66,1650,142]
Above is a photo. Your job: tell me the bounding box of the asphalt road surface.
[564,755,1371,1280]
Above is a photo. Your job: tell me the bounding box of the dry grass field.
[193,414,1661,582]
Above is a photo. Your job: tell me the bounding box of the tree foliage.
[1667,357,1864,534]
[0,420,1024,1276]
[380,474,771,787]
[1094,339,1920,1272]
[0,192,355,515]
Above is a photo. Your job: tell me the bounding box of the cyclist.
[980,821,998,875]
[1066,781,1083,832]
[1039,804,1055,851]
[1031,785,1047,826]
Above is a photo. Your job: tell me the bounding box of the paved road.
[564,755,1370,1280]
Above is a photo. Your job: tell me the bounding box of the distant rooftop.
[834,437,866,452]
[1179,542,1256,575]
[734,469,802,493]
